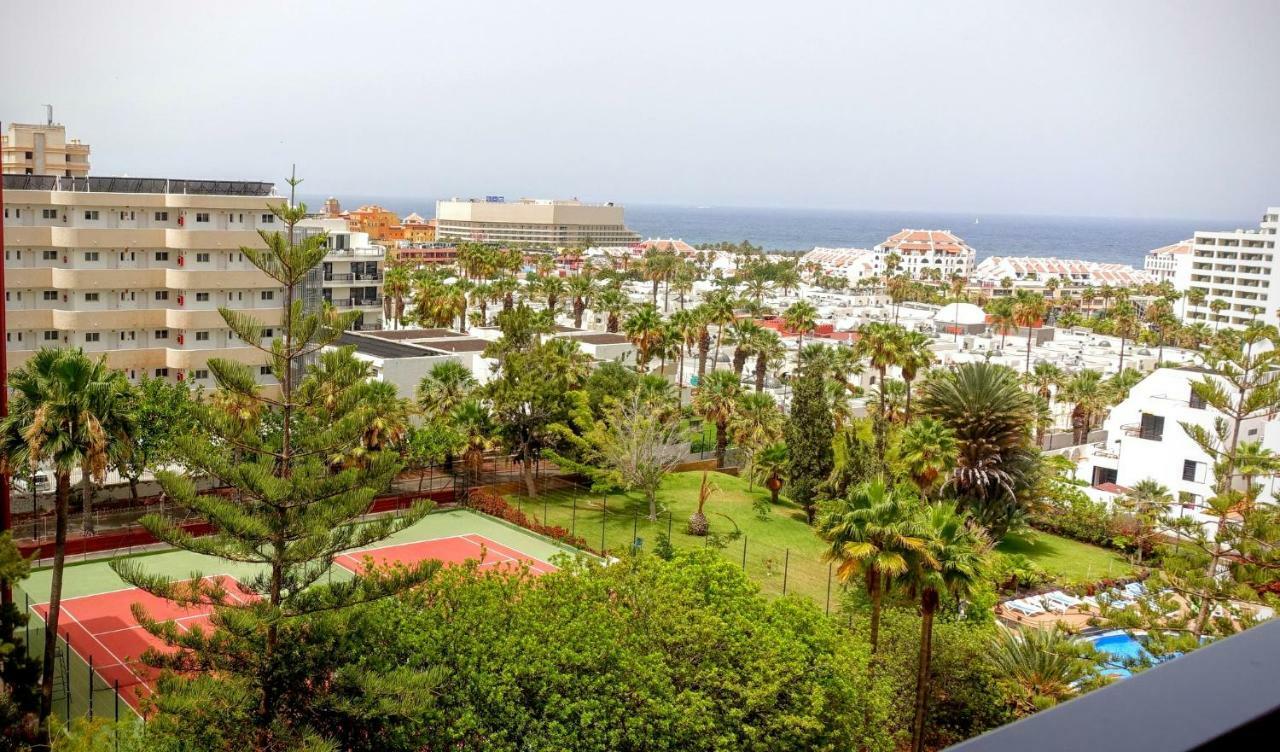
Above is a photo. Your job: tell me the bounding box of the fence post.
[63,631,70,721]
[601,496,607,554]
[543,497,548,526]
[632,512,638,548]
[667,510,673,538]
[782,549,790,595]
[825,563,832,614]
[741,535,747,570]
[24,592,29,648]
[88,654,94,719]
[571,496,577,537]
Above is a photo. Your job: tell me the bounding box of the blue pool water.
[1090,632,1151,677]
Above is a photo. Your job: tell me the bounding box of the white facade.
[1073,368,1279,521]
[974,256,1151,288]
[1184,207,1280,330]
[872,229,975,281]
[1144,240,1194,288]
[801,247,877,284]
[299,218,385,330]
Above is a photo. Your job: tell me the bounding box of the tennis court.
[18,509,576,718]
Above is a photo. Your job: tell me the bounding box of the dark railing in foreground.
[946,618,1280,751]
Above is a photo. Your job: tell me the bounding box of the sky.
[2,0,1277,220]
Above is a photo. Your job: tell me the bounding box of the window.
[263,328,274,337]
[154,211,169,221]
[196,252,210,263]
[261,291,275,301]
[154,329,169,339]
[84,332,100,343]
[155,290,170,301]
[84,251,99,262]
[155,251,169,261]
[195,331,210,341]
[41,209,57,219]
[195,212,210,223]
[1189,388,1206,410]
[43,291,58,301]
[83,210,99,220]
[1183,460,1206,483]
[42,250,57,260]
[43,331,58,341]
[155,368,169,378]
[1091,467,1118,486]
[196,292,210,302]
[261,214,275,224]
[193,369,210,380]
[260,366,273,376]
[1138,413,1165,441]
[84,292,99,302]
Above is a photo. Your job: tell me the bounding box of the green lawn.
[996,530,1133,584]
[507,471,837,603]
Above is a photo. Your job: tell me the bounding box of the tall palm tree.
[730,391,784,476]
[1012,291,1048,373]
[703,292,738,367]
[725,319,765,378]
[382,262,412,329]
[987,298,1016,349]
[691,370,741,468]
[1112,300,1140,373]
[596,286,630,333]
[0,348,134,744]
[1234,440,1279,509]
[854,322,906,461]
[898,330,936,422]
[753,330,785,392]
[453,399,496,484]
[668,308,698,390]
[566,273,596,329]
[624,303,666,373]
[909,503,989,752]
[416,360,477,422]
[783,300,819,349]
[898,417,958,501]
[1060,369,1107,445]
[818,479,925,653]
[1208,298,1230,332]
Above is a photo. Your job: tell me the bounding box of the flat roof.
[563,333,631,345]
[2,175,275,196]
[366,328,462,340]
[336,332,436,359]
[417,338,490,353]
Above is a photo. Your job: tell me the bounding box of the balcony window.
[1139,412,1165,441]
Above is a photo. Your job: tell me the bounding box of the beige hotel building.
[434,197,641,246]
[2,122,292,386]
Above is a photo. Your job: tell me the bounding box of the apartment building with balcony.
[2,174,286,388]
[1144,239,1194,286]
[872,229,976,281]
[1072,367,1280,533]
[1183,207,1279,329]
[435,197,641,247]
[2,122,90,177]
[298,217,385,330]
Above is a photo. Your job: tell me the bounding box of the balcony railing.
[1121,423,1163,441]
[328,297,383,309]
[944,619,1280,751]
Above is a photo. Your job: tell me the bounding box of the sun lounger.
[1040,597,1070,614]
[1004,599,1045,616]
[1124,582,1147,598]
[1044,591,1083,609]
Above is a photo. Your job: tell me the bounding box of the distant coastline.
[302,194,1255,267]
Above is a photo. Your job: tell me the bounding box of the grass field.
[996,530,1134,583]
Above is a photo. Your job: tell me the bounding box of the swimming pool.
[1088,631,1150,677]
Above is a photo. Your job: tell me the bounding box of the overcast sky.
[2,0,1276,219]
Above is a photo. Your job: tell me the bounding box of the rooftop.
[878,229,973,255]
[2,174,276,196]
[337,332,438,359]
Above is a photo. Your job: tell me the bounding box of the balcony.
[944,619,1280,751]
[1121,423,1163,441]
[327,297,383,309]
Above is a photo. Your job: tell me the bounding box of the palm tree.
[1184,287,1206,321]
[623,303,665,373]
[752,442,789,503]
[1234,440,1279,509]
[1208,298,1230,332]
[783,300,819,349]
[671,264,696,310]
[987,298,1016,349]
[1112,300,1140,373]
[596,286,629,333]
[854,322,905,461]
[704,292,738,367]
[566,273,596,329]
[909,502,989,752]
[898,330,936,422]
[382,262,412,329]
[668,308,698,390]
[753,330,785,392]
[730,391,784,476]
[917,362,1038,538]
[1060,369,1107,445]
[1120,479,1171,563]
[0,348,134,744]
[898,417,958,501]
[416,360,477,422]
[818,479,925,653]
[725,319,765,378]
[1012,291,1048,373]
[988,627,1097,715]
[453,399,496,484]
[692,370,741,468]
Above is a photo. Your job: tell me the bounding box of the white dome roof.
[933,302,987,326]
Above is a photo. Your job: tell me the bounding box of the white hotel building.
[872,229,976,281]
[1144,240,1194,287]
[1182,208,1279,330]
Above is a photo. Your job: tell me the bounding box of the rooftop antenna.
[43,104,52,125]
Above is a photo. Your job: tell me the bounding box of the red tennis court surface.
[31,575,246,712]
[31,535,554,712]
[335,533,557,576]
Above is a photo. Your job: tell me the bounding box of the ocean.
[302,194,1256,268]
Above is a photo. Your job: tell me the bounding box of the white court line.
[335,535,515,572]
[462,533,554,570]
[57,603,152,692]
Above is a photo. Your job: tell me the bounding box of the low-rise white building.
[873,229,975,281]
[1144,240,1194,288]
[974,256,1151,288]
[801,247,877,285]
